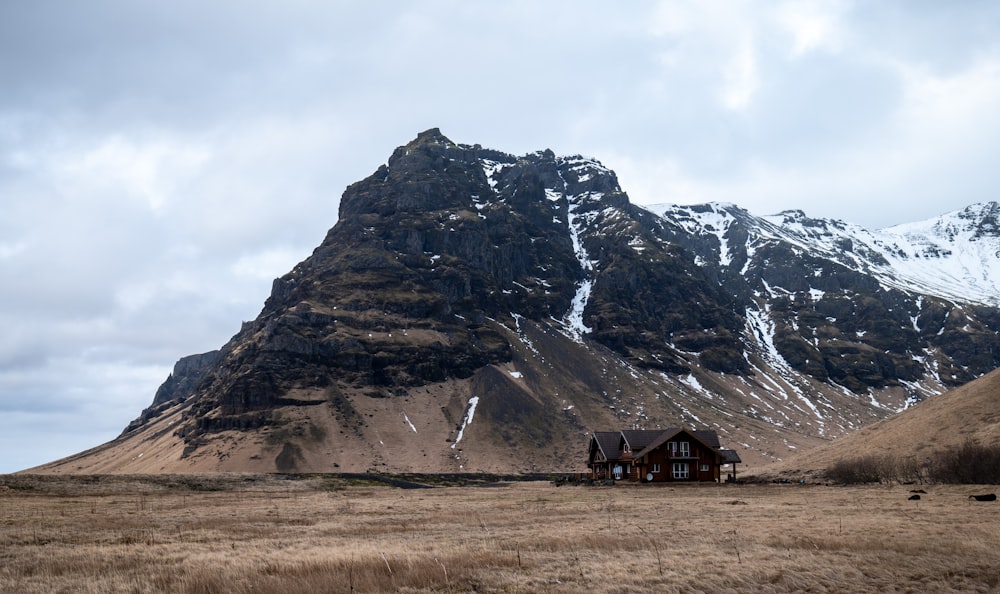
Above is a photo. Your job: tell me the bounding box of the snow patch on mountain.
[560,154,613,177]
[451,396,480,449]
[481,159,510,191]
[557,167,603,341]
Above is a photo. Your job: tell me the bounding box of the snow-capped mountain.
[32,130,1000,474]
[647,201,1000,307]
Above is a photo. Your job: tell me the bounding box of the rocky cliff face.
[45,129,1000,475]
[119,351,220,436]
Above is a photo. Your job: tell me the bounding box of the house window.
[700,464,710,472]
[652,463,661,473]
[672,463,689,479]
[678,441,690,457]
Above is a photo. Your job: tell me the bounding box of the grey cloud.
[854,2,1000,74]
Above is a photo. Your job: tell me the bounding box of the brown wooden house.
[587,428,741,483]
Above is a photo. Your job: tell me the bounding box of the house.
[587,428,741,483]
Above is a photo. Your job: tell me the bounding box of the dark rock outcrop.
[120,350,219,435]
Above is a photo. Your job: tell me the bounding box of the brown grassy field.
[2,474,999,593]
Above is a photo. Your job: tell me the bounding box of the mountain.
[29,129,1000,474]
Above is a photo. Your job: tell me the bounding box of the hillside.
[27,129,1000,475]
[753,367,1000,480]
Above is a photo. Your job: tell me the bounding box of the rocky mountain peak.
[942,201,1000,239]
[773,209,808,223]
[413,126,452,145]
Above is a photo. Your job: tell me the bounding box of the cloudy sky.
[3,1,1000,473]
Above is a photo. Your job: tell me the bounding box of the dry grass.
[3,475,1000,593]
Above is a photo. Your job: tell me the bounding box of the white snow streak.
[481,160,510,190]
[563,195,596,340]
[451,396,480,449]
[680,374,704,393]
[512,313,539,355]
[744,304,826,423]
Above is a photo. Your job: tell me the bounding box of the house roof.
[621,429,672,452]
[589,427,741,466]
[692,430,721,449]
[589,431,621,462]
[631,428,722,461]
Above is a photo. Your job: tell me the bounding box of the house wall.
[643,447,670,482]
[639,437,718,482]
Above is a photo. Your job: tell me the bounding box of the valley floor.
[1,474,998,593]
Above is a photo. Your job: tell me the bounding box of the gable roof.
[589,431,621,462]
[692,430,721,449]
[621,429,670,452]
[631,428,723,461]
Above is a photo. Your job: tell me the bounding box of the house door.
[613,465,623,480]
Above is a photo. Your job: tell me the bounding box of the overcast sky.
[2,1,999,473]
